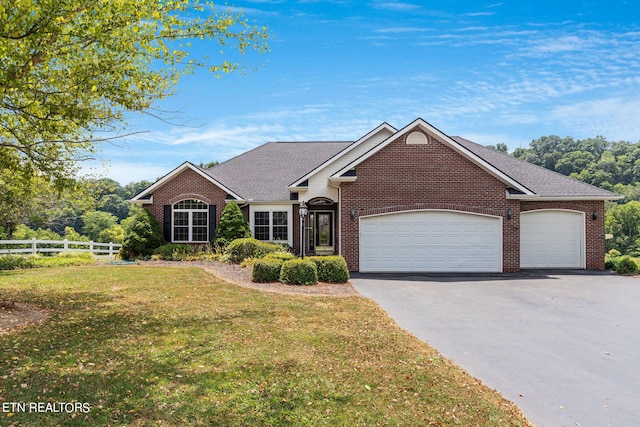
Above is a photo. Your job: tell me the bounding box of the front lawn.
[0,266,532,426]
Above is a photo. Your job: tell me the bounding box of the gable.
[331,118,533,195]
[349,127,508,203]
[130,162,242,203]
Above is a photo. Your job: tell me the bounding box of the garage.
[359,210,503,272]
[520,210,585,269]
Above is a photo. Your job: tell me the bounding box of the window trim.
[172,199,209,243]
[249,205,293,246]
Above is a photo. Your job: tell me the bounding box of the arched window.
[173,199,208,242]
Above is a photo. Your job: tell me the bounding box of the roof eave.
[508,194,623,201]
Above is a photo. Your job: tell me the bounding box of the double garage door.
[359,209,585,272]
[360,210,502,272]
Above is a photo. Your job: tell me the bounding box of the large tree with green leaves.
[0,0,269,187]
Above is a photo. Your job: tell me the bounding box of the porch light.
[506,208,513,220]
[300,201,308,259]
[592,210,598,221]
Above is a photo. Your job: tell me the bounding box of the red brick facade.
[337,128,606,272]
[142,168,230,242]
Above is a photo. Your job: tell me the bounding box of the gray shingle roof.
[200,134,617,201]
[203,141,352,201]
[452,136,618,198]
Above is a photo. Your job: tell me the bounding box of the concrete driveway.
[351,271,640,427]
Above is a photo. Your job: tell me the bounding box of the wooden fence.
[0,239,121,257]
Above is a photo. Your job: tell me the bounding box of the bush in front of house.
[279,258,318,286]
[120,208,165,259]
[605,249,622,270]
[308,256,350,283]
[225,238,282,263]
[152,243,194,260]
[216,201,252,241]
[264,252,296,262]
[615,255,639,274]
[252,258,284,282]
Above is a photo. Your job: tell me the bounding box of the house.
[131,118,620,272]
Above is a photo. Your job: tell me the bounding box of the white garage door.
[520,210,585,269]
[359,210,502,272]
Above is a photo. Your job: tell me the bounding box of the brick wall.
[338,128,606,272]
[142,168,230,242]
[340,128,516,271]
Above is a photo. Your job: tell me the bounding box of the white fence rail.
[0,239,121,257]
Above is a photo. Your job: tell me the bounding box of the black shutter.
[163,205,171,242]
[209,205,216,241]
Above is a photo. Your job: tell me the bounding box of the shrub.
[225,238,281,264]
[152,244,194,260]
[279,259,318,286]
[308,256,350,283]
[264,252,296,262]
[615,256,639,274]
[605,249,622,270]
[0,254,95,270]
[252,258,284,282]
[120,208,165,259]
[0,255,35,270]
[217,201,252,241]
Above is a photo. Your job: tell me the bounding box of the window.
[254,212,270,241]
[254,211,288,242]
[272,212,288,241]
[173,199,208,242]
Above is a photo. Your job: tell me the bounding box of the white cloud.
[550,97,640,141]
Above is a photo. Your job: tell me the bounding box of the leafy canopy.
[0,0,269,186]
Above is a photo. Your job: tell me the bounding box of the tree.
[605,201,640,255]
[120,208,165,259]
[216,201,251,241]
[81,211,118,241]
[0,0,269,188]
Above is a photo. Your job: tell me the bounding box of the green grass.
[0,266,532,426]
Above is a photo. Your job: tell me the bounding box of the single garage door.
[520,210,585,269]
[359,210,502,272]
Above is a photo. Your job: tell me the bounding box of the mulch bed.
[143,260,359,297]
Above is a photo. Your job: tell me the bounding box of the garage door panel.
[520,210,584,269]
[360,210,502,272]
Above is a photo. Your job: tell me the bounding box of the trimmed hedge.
[264,252,296,262]
[225,238,283,264]
[279,259,318,286]
[308,256,350,283]
[252,258,284,282]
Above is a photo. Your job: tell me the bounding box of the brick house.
[131,118,620,272]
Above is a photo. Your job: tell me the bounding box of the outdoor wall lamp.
[299,201,308,259]
[350,208,356,221]
[506,208,513,220]
[592,210,598,220]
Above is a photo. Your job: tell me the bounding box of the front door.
[307,211,334,254]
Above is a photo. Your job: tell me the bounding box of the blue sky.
[93,1,640,184]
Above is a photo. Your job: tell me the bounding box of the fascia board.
[508,194,623,201]
[288,122,397,188]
